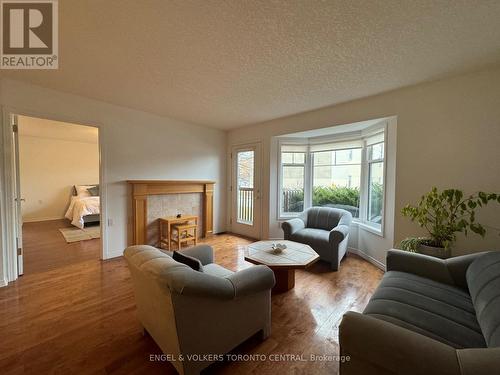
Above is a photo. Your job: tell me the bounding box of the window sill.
[278,213,300,221]
[354,220,384,237]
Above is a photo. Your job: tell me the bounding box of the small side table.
[158,215,198,250]
[171,224,197,250]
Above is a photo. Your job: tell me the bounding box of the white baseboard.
[104,250,124,260]
[0,278,8,287]
[348,247,386,271]
[23,216,66,223]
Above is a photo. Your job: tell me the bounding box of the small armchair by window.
[282,207,352,271]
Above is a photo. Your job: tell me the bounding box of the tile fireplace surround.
[147,194,203,245]
[127,180,215,246]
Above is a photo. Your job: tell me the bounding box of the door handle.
[15,198,25,202]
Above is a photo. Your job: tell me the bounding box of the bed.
[65,185,100,229]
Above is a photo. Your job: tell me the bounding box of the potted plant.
[400,187,499,258]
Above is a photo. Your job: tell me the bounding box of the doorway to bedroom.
[14,115,101,275]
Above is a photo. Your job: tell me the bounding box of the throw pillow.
[74,185,95,197]
[173,251,203,272]
[87,185,99,196]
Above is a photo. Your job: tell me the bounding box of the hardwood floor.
[22,219,101,275]
[0,233,383,374]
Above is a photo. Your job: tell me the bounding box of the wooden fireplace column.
[127,180,215,245]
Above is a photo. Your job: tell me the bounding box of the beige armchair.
[124,244,275,375]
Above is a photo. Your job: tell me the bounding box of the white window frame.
[358,142,385,235]
[277,122,387,237]
[311,147,363,218]
[278,142,309,218]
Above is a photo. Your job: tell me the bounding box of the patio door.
[231,143,261,239]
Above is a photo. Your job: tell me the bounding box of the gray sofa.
[340,249,500,375]
[282,207,352,270]
[124,244,275,375]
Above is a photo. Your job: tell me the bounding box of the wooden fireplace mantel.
[127,180,215,245]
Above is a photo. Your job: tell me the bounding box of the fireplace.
[127,180,215,246]
[146,193,203,245]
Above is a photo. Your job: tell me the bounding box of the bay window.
[311,142,362,218]
[279,126,386,233]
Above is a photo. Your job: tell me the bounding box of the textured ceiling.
[2,0,500,129]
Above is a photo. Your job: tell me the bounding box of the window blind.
[309,140,363,153]
[281,144,308,153]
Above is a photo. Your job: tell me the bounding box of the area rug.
[59,226,101,243]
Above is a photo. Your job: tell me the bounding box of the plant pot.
[417,244,451,259]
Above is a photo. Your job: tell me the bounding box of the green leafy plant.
[283,185,362,213]
[287,189,304,212]
[401,187,500,250]
[312,186,360,208]
[284,184,384,219]
[399,237,434,252]
[368,182,383,221]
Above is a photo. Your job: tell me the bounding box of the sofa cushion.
[466,251,500,347]
[305,207,342,230]
[290,228,329,245]
[363,270,486,349]
[126,245,175,268]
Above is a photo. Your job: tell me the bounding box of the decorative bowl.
[271,243,287,253]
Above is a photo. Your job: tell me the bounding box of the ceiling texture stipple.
[2,0,500,129]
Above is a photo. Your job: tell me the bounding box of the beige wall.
[0,78,227,273]
[19,130,99,222]
[228,65,500,263]
[1,66,499,284]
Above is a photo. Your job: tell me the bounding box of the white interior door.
[12,114,24,276]
[231,143,262,239]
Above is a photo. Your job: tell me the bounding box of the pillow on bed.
[75,185,95,197]
[87,185,99,196]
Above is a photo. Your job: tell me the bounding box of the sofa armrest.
[329,224,350,245]
[386,249,457,286]
[180,245,214,265]
[456,348,500,375]
[329,211,352,244]
[387,249,487,288]
[227,265,275,298]
[282,218,305,238]
[340,311,461,375]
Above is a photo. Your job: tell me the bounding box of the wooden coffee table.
[244,240,319,293]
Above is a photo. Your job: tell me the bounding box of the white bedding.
[65,196,100,229]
